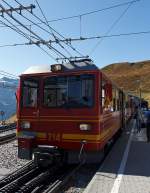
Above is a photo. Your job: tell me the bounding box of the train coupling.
[33,145,62,167]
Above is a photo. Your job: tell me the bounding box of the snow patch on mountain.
[0,77,18,120]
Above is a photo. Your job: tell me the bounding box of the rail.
[0,119,125,192]
[0,133,16,145]
[0,123,16,133]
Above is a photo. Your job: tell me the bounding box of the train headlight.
[51,64,62,72]
[79,124,91,131]
[21,121,30,129]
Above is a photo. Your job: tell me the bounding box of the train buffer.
[83,119,150,193]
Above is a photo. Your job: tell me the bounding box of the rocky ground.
[0,140,29,178]
[0,140,100,192]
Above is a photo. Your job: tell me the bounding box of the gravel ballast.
[0,140,29,174]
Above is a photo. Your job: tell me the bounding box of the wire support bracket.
[0,4,35,16]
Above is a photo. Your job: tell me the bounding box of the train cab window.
[112,87,116,111]
[22,79,38,107]
[81,75,93,107]
[44,76,67,107]
[68,75,94,107]
[68,76,82,106]
[43,74,94,108]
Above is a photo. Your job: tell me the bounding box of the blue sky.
[0,0,149,76]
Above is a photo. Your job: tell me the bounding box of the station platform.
[83,119,150,193]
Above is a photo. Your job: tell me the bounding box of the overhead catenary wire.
[0,0,140,59]
[0,22,56,61]
[0,15,57,61]
[0,0,141,27]
[0,17,34,44]
[0,72,18,79]
[0,70,18,90]
[35,0,60,41]
[0,0,144,62]
[0,1,67,60]
[0,30,149,48]
[89,0,135,55]
[0,71,18,79]
[13,0,142,58]
[1,0,54,37]
[35,0,72,57]
[0,71,18,90]
[62,30,150,41]
[1,1,67,59]
[64,0,140,18]
[14,0,84,57]
[14,0,69,40]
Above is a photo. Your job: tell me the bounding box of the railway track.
[0,161,35,188]
[0,123,16,133]
[0,153,111,193]
[0,123,16,144]
[0,157,82,193]
[0,133,16,145]
[43,128,125,193]
[0,123,124,193]
[0,144,117,193]
[42,164,83,193]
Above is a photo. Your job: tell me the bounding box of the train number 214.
[48,133,61,141]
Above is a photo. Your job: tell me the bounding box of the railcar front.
[17,62,107,164]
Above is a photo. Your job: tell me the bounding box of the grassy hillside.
[6,114,16,124]
[101,60,150,105]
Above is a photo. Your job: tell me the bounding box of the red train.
[16,59,134,165]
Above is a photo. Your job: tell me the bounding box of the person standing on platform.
[134,106,143,133]
[146,110,150,142]
[134,106,140,132]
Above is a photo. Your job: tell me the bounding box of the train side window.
[101,80,113,112]
[125,95,129,108]
[112,87,116,111]
[67,75,94,107]
[101,80,106,109]
[116,89,120,111]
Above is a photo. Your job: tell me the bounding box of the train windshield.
[44,74,94,108]
[22,78,38,108]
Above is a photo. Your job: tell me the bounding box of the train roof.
[22,59,98,75]
[23,65,51,74]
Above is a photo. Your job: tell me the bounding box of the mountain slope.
[101,60,150,105]
[0,77,18,120]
